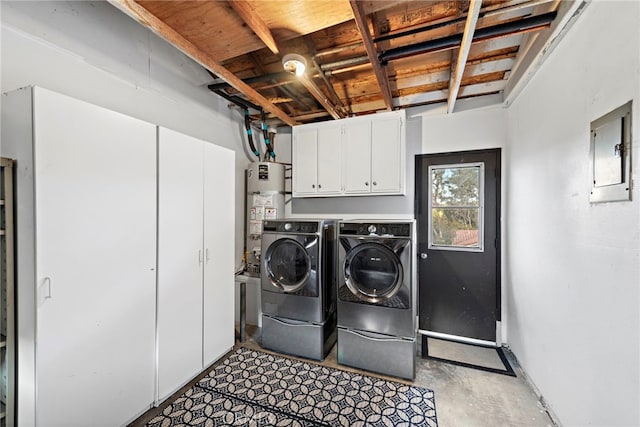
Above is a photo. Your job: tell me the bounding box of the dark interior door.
[415,149,500,342]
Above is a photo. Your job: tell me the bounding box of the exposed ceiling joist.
[105,0,570,126]
[229,0,280,54]
[349,0,393,111]
[504,0,587,104]
[447,0,483,114]
[108,0,298,126]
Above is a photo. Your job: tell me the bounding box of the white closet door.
[157,127,204,400]
[33,87,157,426]
[371,115,403,193]
[292,127,318,195]
[342,120,372,193]
[203,143,235,366]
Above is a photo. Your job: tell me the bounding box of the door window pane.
[429,163,484,251]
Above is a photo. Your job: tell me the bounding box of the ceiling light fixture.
[282,53,307,77]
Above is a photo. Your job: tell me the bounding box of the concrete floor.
[241,326,555,427]
[131,325,556,427]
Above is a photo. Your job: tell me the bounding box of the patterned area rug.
[147,347,437,426]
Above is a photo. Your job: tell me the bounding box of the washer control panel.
[339,222,411,237]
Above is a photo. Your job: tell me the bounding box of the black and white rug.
[147,347,437,426]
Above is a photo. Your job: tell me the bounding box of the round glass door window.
[265,238,311,292]
[344,242,404,303]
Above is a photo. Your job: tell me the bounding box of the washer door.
[344,242,404,303]
[264,238,311,293]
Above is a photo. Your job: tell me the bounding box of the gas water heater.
[245,162,285,276]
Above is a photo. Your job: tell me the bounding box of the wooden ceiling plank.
[108,0,297,126]
[349,0,393,110]
[229,0,280,54]
[447,0,483,114]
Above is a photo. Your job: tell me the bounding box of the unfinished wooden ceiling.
[109,0,575,126]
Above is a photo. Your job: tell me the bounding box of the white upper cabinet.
[292,110,405,197]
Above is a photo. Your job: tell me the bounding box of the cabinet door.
[292,127,318,195]
[317,125,342,194]
[34,88,156,425]
[342,120,372,193]
[203,142,235,366]
[157,127,204,401]
[371,115,403,193]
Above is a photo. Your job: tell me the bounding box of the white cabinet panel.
[33,87,156,426]
[372,116,403,193]
[342,120,372,194]
[317,125,342,194]
[157,127,205,401]
[292,128,318,195]
[203,143,235,366]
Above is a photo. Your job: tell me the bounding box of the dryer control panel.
[339,222,411,237]
[263,220,320,234]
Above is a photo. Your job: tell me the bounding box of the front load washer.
[261,219,337,360]
[337,220,416,379]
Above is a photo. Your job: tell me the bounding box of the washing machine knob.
[367,225,377,234]
[284,223,292,231]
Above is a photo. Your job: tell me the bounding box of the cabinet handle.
[43,277,52,299]
[318,184,322,189]
[312,184,315,189]
[205,248,211,263]
[365,182,369,186]
[198,250,203,266]
[373,181,377,186]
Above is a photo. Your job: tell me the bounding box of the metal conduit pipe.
[373,0,552,43]
[208,72,294,91]
[213,88,261,111]
[324,63,371,77]
[319,55,370,71]
[310,56,347,112]
[314,42,364,58]
[378,11,557,63]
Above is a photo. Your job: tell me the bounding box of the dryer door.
[344,241,405,303]
[264,237,312,293]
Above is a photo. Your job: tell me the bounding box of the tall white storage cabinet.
[1,87,157,426]
[157,128,234,402]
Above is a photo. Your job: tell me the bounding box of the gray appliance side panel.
[337,328,416,380]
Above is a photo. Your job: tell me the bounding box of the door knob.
[420,253,428,259]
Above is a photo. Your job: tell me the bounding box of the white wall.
[506,2,640,425]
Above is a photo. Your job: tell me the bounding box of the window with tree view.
[428,163,484,251]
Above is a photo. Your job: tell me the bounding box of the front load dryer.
[337,220,417,379]
[261,219,337,360]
